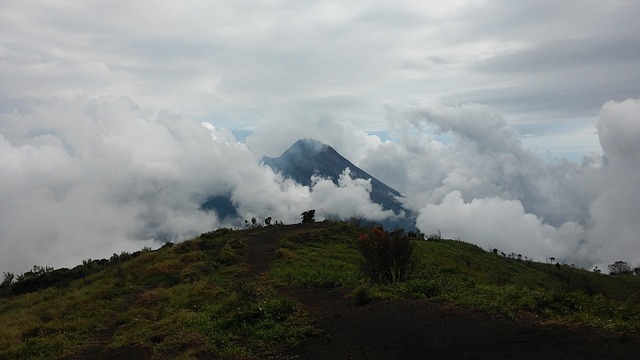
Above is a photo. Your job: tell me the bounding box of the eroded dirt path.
[243,223,640,360]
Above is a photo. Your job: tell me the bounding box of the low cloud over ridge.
[1,96,639,273]
[0,96,395,273]
[374,99,639,269]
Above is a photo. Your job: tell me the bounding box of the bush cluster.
[301,209,316,223]
[0,251,141,297]
[357,227,417,284]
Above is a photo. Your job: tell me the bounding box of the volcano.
[202,138,416,229]
[262,139,416,228]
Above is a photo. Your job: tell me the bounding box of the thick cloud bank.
[361,99,638,269]
[1,96,638,274]
[0,96,391,274]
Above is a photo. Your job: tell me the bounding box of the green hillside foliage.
[271,223,640,334]
[0,228,313,359]
[1,222,639,359]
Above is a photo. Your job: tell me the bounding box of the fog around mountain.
[261,138,416,229]
[1,96,639,275]
[1,2,639,275]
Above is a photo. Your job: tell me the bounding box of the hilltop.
[1,221,640,359]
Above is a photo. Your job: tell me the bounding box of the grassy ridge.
[1,222,640,358]
[0,228,314,359]
[270,223,640,334]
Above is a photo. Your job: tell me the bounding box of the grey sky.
[1,1,637,153]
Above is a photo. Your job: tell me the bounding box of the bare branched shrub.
[608,261,633,275]
[357,227,416,284]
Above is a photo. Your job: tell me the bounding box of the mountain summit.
[263,139,415,227]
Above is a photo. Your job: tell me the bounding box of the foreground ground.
[2,222,639,359]
[245,223,640,359]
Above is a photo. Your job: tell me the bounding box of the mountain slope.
[1,222,639,359]
[263,139,414,225]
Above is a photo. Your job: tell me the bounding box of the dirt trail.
[243,223,640,360]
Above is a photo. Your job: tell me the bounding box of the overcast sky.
[1,1,639,274]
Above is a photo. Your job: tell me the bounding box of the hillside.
[1,221,640,359]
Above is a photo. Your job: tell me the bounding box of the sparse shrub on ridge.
[301,209,316,223]
[426,230,442,241]
[608,261,633,275]
[357,227,416,284]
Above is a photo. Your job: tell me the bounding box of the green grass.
[270,223,363,287]
[382,240,640,334]
[269,225,640,336]
[0,228,314,359]
[2,221,640,359]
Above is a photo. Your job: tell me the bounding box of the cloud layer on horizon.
[369,99,639,269]
[1,1,639,274]
[1,96,639,274]
[0,96,401,273]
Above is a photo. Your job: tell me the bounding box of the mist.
[365,99,639,269]
[1,96,639,274]
[0,96,396,274]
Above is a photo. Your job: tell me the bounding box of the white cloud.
[358,98,638,269]
[246,112,383,164]
[309,168,395,221]
[1,1,637,157]
[587,99,640,268]
[417,191,586,262]
[0,96,399,274]
[1,1,639,273]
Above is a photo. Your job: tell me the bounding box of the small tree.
[357,227,416,284]
[2,272,14,286]
[608,261,633,275]
[301,209,316,224]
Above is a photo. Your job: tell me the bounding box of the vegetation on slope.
[1,221,639,359]
[0,228,313,359]
[270,222,640,334]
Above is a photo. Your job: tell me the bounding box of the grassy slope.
[0,228,313,359]
[1,222,639,359]
[270,223,640,333]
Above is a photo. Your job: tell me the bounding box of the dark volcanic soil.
[243,223,640,360]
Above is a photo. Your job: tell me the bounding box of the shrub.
[608,261,633,275]
[426,230,442,241]
[352,286,375,306]
[301,210,316,223]
[357,227,416,284]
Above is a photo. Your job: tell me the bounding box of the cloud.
[1,1,637,159]
[587,99,640,268]
[0,96,398,274]
[377,101,594,225]
[1,1,639,273]
[416,191,585,261]
[246,111,384,164]
[309,168,395,221]
[354,99,640,268]
[0,96,225,273]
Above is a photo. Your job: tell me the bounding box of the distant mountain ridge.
[262,139,416,228]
